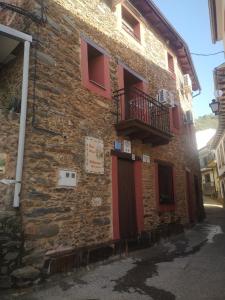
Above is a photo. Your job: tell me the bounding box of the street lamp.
[209,99,220,115]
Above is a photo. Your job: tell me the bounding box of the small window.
[81,38,111,99]
[87,44,105,88]
[167,53,175,75]
[203,156,208,167]
[158,164,174,205]
[122,6,141,41]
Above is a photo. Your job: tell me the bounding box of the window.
[121,6,141,41]
[205,174,210,183]
[167,53,175,75]
[80,38,111,99]
[170,105,180,134]
[158,163,174,205]
[88,44,105,88]
[203,156,208,167]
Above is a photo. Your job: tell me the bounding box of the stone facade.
[0,0,204,287]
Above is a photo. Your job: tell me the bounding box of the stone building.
[199,141,220,198]
[0,0,204,287]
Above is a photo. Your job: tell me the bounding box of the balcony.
[113,88,172,146]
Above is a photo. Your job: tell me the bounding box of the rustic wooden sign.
[85,137,104,174]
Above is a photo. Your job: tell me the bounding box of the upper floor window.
[88,44,105,88]
[121,6,141,41]
[203,156,208,166]
[167,53,175,76]
[80,38,111,99]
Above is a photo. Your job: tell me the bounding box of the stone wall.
[0,211,23,288]
[0,0,204,284]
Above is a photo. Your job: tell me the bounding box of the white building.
[209,0,225,201]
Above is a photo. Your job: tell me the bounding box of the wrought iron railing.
[113,88,171,134]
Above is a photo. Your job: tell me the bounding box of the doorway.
[117,158,137,239]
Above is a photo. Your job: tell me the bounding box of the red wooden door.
[118,158,137,239]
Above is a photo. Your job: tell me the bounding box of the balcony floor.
[115,119,173,146]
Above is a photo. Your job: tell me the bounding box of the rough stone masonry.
[0,0,204,287]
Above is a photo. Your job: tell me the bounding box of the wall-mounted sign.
[143,154,150,163]
[0,153,6,174]
[123,140,131,154]
[114,140,122,151]
[85,137,104,174]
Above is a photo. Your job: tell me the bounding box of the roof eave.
[129,0,201,91]
[208,0,218,43]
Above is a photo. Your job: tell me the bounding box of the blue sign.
[114,141,122,151]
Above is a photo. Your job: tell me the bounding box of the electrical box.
[158,90,175,107]
[123,140,131,154]
[58,170,77,188]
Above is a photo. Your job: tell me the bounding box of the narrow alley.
[1,197,225,300]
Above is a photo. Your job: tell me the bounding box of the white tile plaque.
[123,140,131,154]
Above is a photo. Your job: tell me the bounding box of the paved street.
[1,199,225,300]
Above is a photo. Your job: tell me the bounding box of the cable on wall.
[0,1,46,23]
[191,51,224,57]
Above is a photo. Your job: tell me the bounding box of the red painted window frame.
[112,155,144,240]
[155,160,176,212]
[117,64,148,120]
[121,5,141,42]
[167,52,176,79]
[80,38,111,99]
[169,105,181,134]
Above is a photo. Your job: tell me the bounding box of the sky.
[153,0,224,118]
[196,128,216,149]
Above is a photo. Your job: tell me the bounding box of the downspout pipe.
[13,41,31,208]
[192,89,201,99]
[0,25,32,208]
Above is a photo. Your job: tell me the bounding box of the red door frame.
[117,65,148,121]
[112,155,144,240]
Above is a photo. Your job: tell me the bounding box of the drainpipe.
[13,41,31,208]
[192,89,201,98]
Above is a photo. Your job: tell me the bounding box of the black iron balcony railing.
[113,88,171,135]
